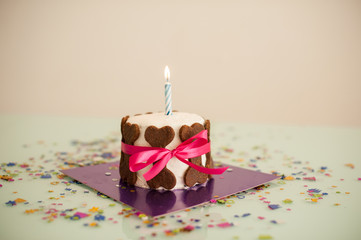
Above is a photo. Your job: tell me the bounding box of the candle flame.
[164,66,170,81]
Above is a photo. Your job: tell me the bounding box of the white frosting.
[126,112,206,189]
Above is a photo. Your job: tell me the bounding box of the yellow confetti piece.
[15,198,26,203]
[25,209,39,214]
[334,203,341,206]
[88,207,99,213]
[89,222,97,227]
[345,163,354,169]
[258,234,273,239]
[57,174,66,179]
[284,176,294,180]
[345,192,350,194]
[311,198,318,202]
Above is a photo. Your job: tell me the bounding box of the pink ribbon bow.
[121,130,228,181]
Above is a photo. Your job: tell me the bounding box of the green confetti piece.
[283,199,293,204]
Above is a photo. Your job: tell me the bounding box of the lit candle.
[164,66,172,115]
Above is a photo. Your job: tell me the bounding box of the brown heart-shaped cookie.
[180,122,212,187]
[119,116,140,185]
[145,126,175,148]
[179,123,205,142]
[203,119,214,178]
[144,125,176,189]
[122,122,140,145]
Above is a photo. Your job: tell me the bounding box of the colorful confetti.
[0,127,357,240]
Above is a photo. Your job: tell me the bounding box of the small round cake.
[119,111,214,190]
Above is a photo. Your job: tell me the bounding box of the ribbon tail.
[128,150,168,172]
[177,157,228,175]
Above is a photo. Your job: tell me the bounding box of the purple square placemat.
[61,162,279,217]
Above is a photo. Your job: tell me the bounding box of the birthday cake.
[119,111,215,190]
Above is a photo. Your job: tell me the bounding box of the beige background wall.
[0,0,360,126]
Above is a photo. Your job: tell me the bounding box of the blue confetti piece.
[41,174,52,179]
[268,204,281,210]
[237,195,245,199]
[94,214,105,221]
[101,152,113,158]
[308,188,321,193]
[242,213,251,217]
[6,200,16,206]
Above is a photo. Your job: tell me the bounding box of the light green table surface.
[0,115,360,240]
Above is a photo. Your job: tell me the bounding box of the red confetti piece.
[217,222,233,228]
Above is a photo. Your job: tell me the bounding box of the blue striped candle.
[164,66,172,115]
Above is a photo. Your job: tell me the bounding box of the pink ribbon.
[121,130,228,181]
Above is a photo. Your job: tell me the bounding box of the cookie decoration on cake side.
[119,116,140,185]
[179,123,209,187]
[144,126,177,190]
